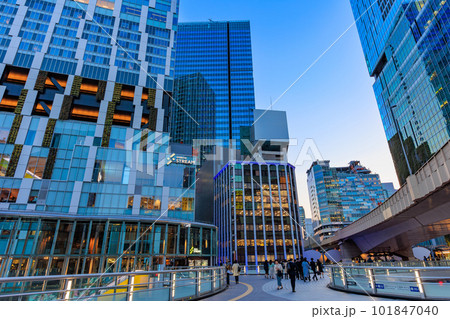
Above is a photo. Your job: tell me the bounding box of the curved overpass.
[323,141,450,260]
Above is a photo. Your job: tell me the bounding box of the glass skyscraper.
[307,161,389,241]
[171,21,256,147]
[350,0,450,184]
[0,0,217,277]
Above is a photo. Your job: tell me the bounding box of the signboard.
[166,154,195,165]
[189,247,201,254]
[410,286,420,292]
[375,283,385,289]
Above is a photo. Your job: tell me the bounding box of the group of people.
[264,258,324,292]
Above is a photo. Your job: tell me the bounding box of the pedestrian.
[226,261,232,286]
[283,260,288,279]
[264,260,269,279]
[302,258,311,282]
[287,259,297,292]
[232,260,240,284]
[295,259,302,280]
[274,260,283,290]
[296,258,304,280]
[310,258,318,281]
[269,260,275,279]
[317,259,324,279]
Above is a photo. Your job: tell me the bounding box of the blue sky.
[178,0,399,217]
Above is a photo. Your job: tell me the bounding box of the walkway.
[203,275,388,301]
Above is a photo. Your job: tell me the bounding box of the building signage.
[189,247,201,254]
[375,283,385,289]
[410,286,420,292]
[166,154,196,166]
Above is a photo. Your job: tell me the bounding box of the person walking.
[263,260,269,279]
[317,260,324,279]
[296,258,304,280]
[269,260,275,279]
[226,261,232,286]
[282,260,288,279]
[310,258,318,281]
[287,259,297,292]
[232,260,240,284]
[302,258,311,282]
[274,260,283,290]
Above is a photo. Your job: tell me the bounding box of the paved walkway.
[204,275,388,301]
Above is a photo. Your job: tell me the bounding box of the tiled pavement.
[203,275,388,301]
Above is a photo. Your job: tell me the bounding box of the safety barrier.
[0,267,226,301]
[328,265,450,300]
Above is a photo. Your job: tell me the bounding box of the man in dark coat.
[287,259,297,292]
[295,258,303,280]
[263,260,269,278]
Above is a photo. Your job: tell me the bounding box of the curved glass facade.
[0,215,216,277]
[214,161,302,265]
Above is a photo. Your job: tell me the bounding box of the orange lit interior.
[141,114,149,127]
[5,68,29,84]
[71,106,99,122]
[44,75,67,89]
[0,97,18,111]
[33,102,52,116]
[121,87,134,100]
[80,82,99,94]
[113,111,132,126]
[141,90,148,102]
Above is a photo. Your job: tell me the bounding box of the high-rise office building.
[0,0,218,277]
[214,161,302,266]
[349,0,450,184]
[307,160,389,241]
[214,110,302,267]
[171,21,256,147]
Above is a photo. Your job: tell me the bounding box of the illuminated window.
[25,156,47,179]
[96,0,114,10]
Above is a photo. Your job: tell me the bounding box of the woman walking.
[283,260,288,279]
[269,260,275,279]
[232,260,240,284]
[317,260,324,279]
[274,260,283,290]
[302,258,311,282]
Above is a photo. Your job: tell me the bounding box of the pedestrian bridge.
[322,141,450,260]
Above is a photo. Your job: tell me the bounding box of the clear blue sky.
[178,0,399,218]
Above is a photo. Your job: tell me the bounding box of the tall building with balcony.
[307,160,389,241]
[0,0,217,278]
[171,20,256,148]
[349,0,450,184]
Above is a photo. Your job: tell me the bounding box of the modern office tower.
[171,21,256,147]
[0,0,218,277]
[214,109,301,267]
[349,0,450,184]
[214,161,302,267]
[307,160,389,241]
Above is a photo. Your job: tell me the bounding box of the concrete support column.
[339,240,362,262]
[395,246,415,261]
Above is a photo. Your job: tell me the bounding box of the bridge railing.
[339,260,450,268]
[0,267,226,301]
[328,265,450,300]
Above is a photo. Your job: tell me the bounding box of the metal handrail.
[328,265,450,300]
[0,267,227,301]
